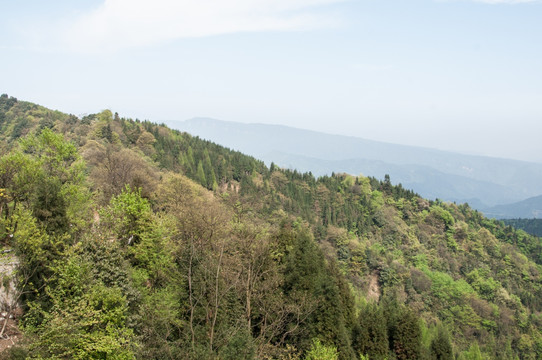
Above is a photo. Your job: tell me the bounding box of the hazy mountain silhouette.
[485,195,542,219]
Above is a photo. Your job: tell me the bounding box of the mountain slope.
[1,94,542,359]
[486,194,542,219]
[168,117,542,208]
[259,151,518,209]
[503,218,542,237]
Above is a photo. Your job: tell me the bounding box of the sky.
[1,0,541,162]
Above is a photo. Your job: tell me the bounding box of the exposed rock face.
[367,272,381,302]
[0,252,18,309]
[0,252,21,346]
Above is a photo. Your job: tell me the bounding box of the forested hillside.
[1,94,542,359]
[503,219,542,238]
[171,117,542,209]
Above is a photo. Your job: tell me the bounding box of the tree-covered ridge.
[1,94,542,359]
[503,219,542,238]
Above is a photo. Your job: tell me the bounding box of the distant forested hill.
[170,117,542,210]
[1,94,542,359]
[485,195,542,219]
[503,219,542,237]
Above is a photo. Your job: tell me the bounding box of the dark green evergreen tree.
[282,226,355,359]
[430,325,453,360]
[353,303,388,359]
[33,179,68,234]
[196,161,207,188]
[390,307,422,360]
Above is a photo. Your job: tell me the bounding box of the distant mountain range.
[166,117,542,218]
[485,195,542,219]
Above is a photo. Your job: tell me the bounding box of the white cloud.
[59,0,344,52]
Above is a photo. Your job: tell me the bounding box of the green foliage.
[6,128,92,235]
[424,269,474,302]
[135,287,184,359]
[196,160,206,188]
[353,302,388,359]
[466,269,501,301]
[10,208,72,316]
[458,342,486,360]
[503,218,542,237]
[305,339,339,360]
[430,325,453,360]
[24,253,135,359]
[218,328,256,360]
[389,306,422,360]
[430,206,455,230]
[101,185,152,245]
[282,225,355,359]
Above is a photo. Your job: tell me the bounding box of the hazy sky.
[1,0,541,162]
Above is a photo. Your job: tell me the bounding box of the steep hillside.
[1,94,542,359]
[169,117,542,208]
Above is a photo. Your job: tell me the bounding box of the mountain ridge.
[180,117,542,165]
[486,194,542,219]
[168,117,542,212]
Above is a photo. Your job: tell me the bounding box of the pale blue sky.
[1,0,541,162]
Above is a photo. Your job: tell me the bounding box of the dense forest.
[1,94,542,359]
[503,219,542,238]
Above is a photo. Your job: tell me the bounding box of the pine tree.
[196,161,207,188]
[391,307,422,360]
[430,325,453,360]
[460,343,484,360]
[354,303,388,359]
[282,226,355,359]
[203,149,217,190]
